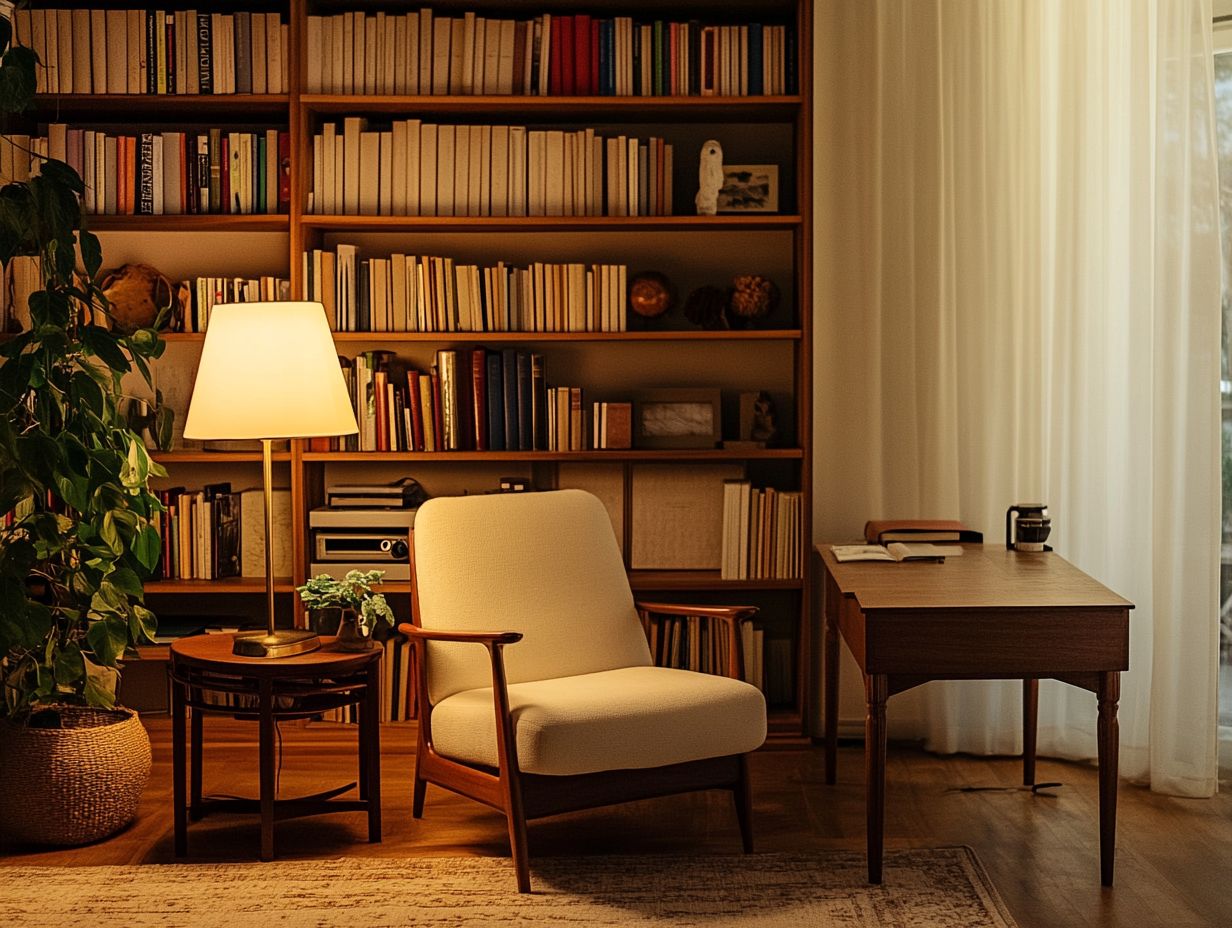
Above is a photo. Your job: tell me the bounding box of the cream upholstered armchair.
[399,489,767,892]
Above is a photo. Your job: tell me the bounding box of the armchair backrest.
[411,489,653,704]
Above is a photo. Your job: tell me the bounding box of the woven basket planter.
[0,706,152,846]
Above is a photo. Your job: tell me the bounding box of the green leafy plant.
[0,13,172,721]
[297,570,395,635]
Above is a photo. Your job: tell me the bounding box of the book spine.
[197,14,213,94]
[470,347,488,451]
[486,351,505,451]
[276,131,290,212]
[165,13,176,95]
[406,371,424,451]
[501,346,518,450]
[515,351,532,451]
[531,353,547,450]
[137,132,155,215]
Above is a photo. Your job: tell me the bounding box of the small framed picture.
[632,388,722,450]
[716,164,779,213]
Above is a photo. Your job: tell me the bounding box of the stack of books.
[176,275,291,334]
[153,483,241,581]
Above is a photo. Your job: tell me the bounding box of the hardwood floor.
[2,718,1229,928]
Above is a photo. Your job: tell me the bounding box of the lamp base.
[232,629,322,659]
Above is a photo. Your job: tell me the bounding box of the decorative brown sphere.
[729,274,779,321]
[98,263,173,333]
[628,271,676,318]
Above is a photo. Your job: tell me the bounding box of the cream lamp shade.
[183,302,358,440]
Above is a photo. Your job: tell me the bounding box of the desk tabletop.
[817,543,1134,613]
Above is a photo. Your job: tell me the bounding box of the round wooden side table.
[169,633,382,860]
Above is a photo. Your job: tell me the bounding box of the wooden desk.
[817,544,1133,886]
[169,634,382,860]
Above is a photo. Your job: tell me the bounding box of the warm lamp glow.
[183,301,358,440]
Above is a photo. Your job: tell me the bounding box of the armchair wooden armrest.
[634,602,759,681]
[397,624,523,647]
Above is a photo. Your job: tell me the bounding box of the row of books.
[153,484,241,582]
[645,615,765,692]
[720,482,805,581]
[15,9,289,96]
[310,119,673,217]
[4,127,290,216]
[330,348,550,454]
[304,10,794,97]
[174,276,291,335]
[315,635,417,725]
[303,246,629,334]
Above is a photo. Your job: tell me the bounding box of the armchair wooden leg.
[735,753,754,853]
[504,794,532,893]
[411,770,427,819]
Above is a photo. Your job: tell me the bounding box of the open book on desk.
[832,543,964,563]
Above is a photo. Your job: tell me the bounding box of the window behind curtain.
[1214,21,1232,754]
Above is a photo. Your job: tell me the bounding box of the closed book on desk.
[863,519,982,544]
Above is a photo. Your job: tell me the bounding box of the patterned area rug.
[0,848,1017,927]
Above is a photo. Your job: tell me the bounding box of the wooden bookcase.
[24,0,813,740]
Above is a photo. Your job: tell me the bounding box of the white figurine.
[695,139,724,215]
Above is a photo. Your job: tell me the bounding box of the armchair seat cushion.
[430,665,767,776]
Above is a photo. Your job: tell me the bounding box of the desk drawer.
[863,608,1129,676]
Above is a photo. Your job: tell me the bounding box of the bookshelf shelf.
[376,573,803,596]
[302,449,803,463]
[152,452,293,463]
[33,93,292,118]
[88,215,290,232]
[328,329,803,343]
[301,94,802,122]
[145,578,296,595]
[161,330,803,344]
[299,215,802,233]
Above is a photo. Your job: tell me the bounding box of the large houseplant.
[0,9,172,844]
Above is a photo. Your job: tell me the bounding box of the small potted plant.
[297,570,395,651]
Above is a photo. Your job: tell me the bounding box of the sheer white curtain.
[814,0,1221,796]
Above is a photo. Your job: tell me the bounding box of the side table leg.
[1097,671,1120,886]
[1023,679,1039,786]
[190,702,203,820]
[364,660,383,843]
[259,679,275,861]
[172,678,187,857]
[865,673,888,884]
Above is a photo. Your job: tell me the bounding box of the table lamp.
[183,302,357,657]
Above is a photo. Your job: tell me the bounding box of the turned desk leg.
[1023,679,1039,787]
[824,597,840,785]
[172,678,187,857]
[258,679,275,862]
[1097,672,1120,887]
[865,673,889,884]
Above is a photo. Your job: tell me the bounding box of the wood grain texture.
[4,721,1229,928]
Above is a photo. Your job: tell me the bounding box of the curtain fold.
[814,0,1221,795]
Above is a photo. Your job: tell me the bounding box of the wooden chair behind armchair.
[399,489,767,892]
